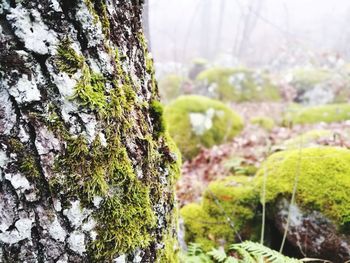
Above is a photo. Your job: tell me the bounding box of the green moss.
[72,65,107,112]
[256,147,350,230]
[158,232,179,263]
[196,67,280,102]
[51,41,180,260]
[283,103,350,125]
[56,37,84,75]
[150,100,166,138]
[158,74,184,102]
[8,138,40,178]
[282,129,333,149]
[250,116,275,131]
[181,176,260,250]
[164,95,243,159]
[289,67,331,89]
[138,32,158,96]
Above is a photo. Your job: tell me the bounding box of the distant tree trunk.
[0,0,180,262]
[234,0,263,59]
[200,0,212,59]
[215,0,226,52]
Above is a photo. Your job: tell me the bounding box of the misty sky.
[148,0,350,67]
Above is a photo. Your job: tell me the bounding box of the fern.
[187,243,205,256]
[182,241,303,263]
[207,248,227,262]
[229,241,302,263]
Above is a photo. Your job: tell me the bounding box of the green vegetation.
[181,176,260,250]
[283,103,350,125]
[182,147,350,249]
[158,74,185,102]
[51,35,181,260]
[281,129,332,149]
[256,147,350,229]
[288,67,331,89]
[56,37,84,75]
[165,95,243,159]
[181,241,301,263]
[8,138,40,179]
[196,67,280,102]
[250,116,275,131]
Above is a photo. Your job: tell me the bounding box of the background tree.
[0,0,180,262]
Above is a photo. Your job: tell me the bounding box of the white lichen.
[0,90,16,136]
[4,173,32,193]
[93,196,103,208]
[0,217,33,244]
[6,4,58,55]
[68,231,86,255]
[63,200,91,228]
[6,74,41,104]
[189,108,216,136]
[48,217,67,242]
[113,255,126,263]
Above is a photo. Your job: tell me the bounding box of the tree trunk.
[0,0,180,262]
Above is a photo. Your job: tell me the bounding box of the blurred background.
[143,1,350,261]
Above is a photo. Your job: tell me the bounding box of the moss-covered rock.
[281,129,332,149]
[181,147,350,255]
[284,67,350,104]
[196,67,280,102]
[255,147,350,230]
[181,176,260,250]
[158,74,186,103]
[164,95,243,159]
[283,103,350,125]
[250,116,275,131]
[288,67,331,88]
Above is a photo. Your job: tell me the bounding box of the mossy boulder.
[181,147,350,259]
[256,147,350,229]
[158,74,185,103]
[288,67,331,88]
[280,129,332,150]
[196,67,280,102]
[284,67,350,104]
[250,116,275,131]
[180,176,260,250]
[164,95,243,159]
[283,103,350,125]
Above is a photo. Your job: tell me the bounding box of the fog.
[146,0,350,71]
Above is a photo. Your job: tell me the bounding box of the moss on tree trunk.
[0,0,180,262]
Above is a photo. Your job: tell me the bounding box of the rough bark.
[0,0,180,262]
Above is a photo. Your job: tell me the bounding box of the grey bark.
[0,0,179,262]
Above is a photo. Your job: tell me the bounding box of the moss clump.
[56,37,84,75]
[72,65,107,112]
[288,67,331,88]
[256,147,350,230]
[281,129,333,150]
[181,176,260,250]
[8,138,40,179]
[164,95,243,159]
[283,103,350,125]
[250,116,275,131]
[158,74,185,102]
[196,67,280,102]
[149,100,166,138]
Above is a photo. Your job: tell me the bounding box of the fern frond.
[207,248,227,262]
[230,241,302,263]
[187,243,205,256]
[224,257,239,263]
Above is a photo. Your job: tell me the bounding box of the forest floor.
[177,102,350,206]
